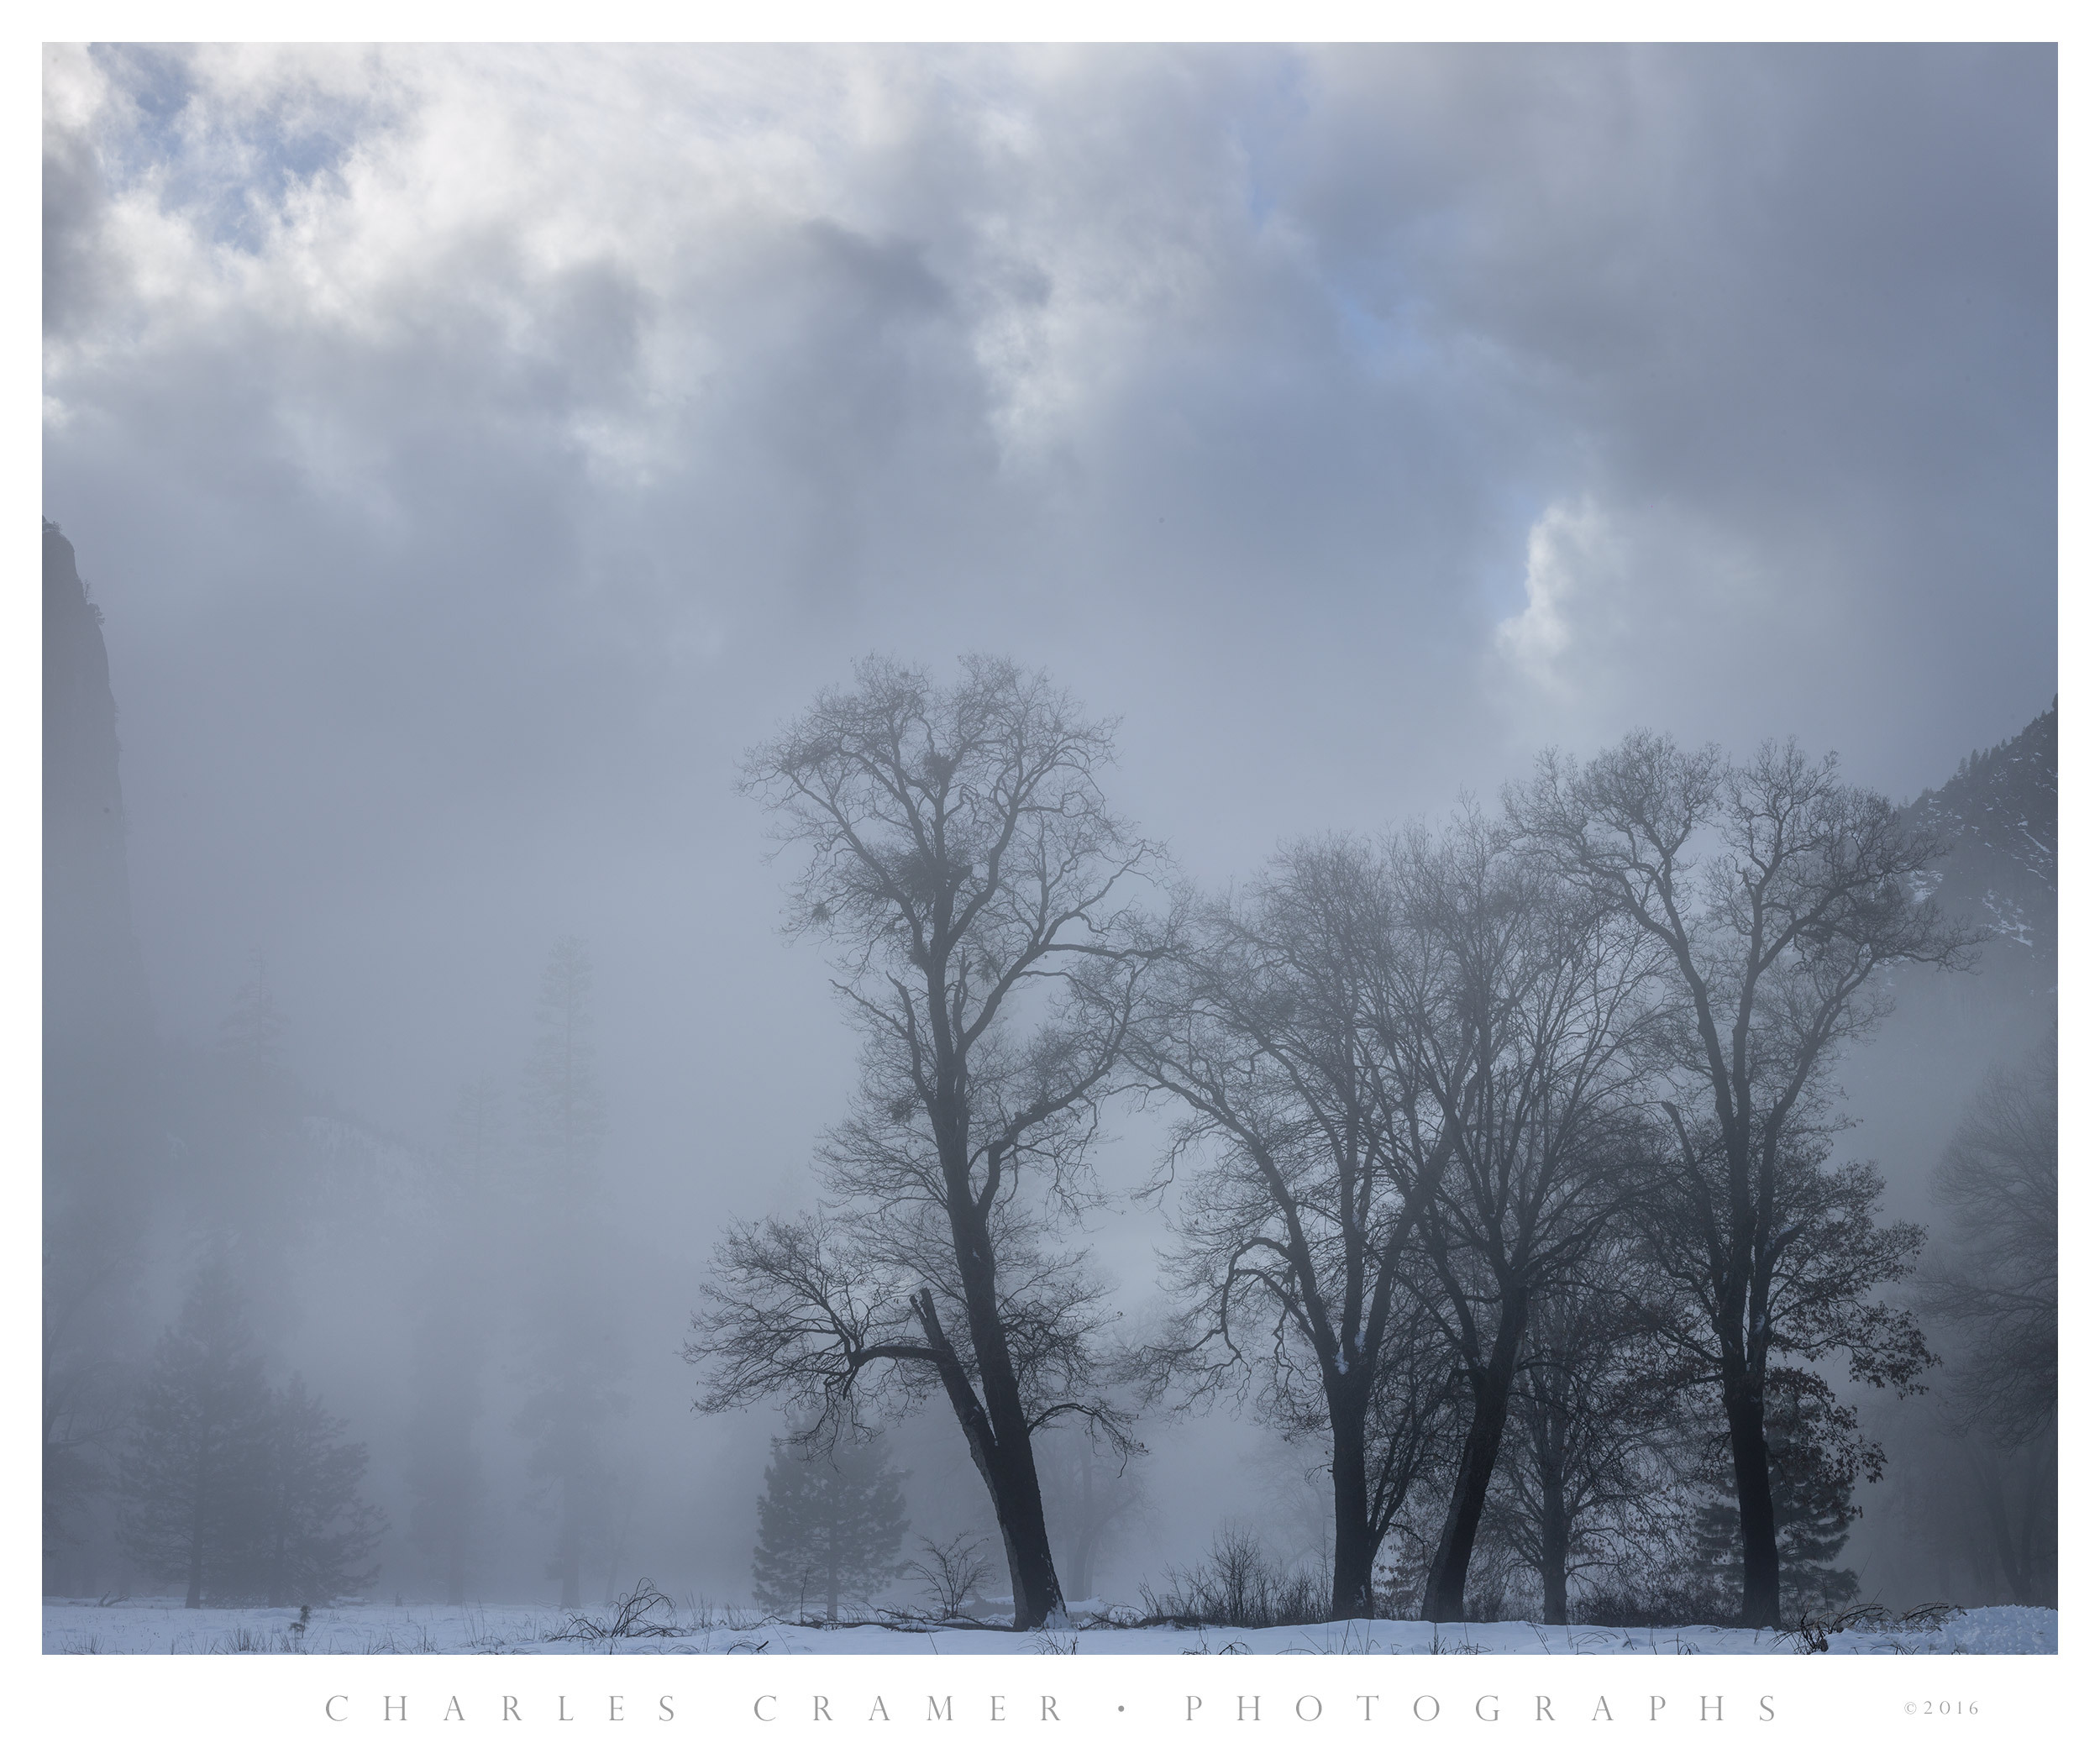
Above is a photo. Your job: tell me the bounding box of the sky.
[38,41,2059,1588]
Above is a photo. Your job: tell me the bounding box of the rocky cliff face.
[44,519,156,1338]
[44,518,152,1084]
[1908,701,2056,995]
[1840,706,2056,1607]
[45,518,162,1588]
[1829,701,2056,1225]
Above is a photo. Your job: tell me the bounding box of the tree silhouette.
[514,938,626,1608]
[1509,735,1964,1626]
[404,1079,501,1602]
[244,1373,386,1607]
[691,657,1161,1629]
[1689,1373,1866,1620]
[752,1427,909,1620]
[118,1265,275,1608]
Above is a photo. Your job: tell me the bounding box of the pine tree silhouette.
[753,1429,909,1621]
[118,1265,274,1608]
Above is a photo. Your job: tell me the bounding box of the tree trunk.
[948,1194,1065,1628]
[1068,1457,1096,1601]
[1422,1299,1527,1623]
[1722,1377,1781,1628]
[2024,1437,2057,1606]
[913,1283,1064,1627]
[1538,1442,1570,1625]
[1069,1530,1095,1603]
[186,1477,205,1609]
[1328,1399,1378,1620]
[984,1442,1063,1628]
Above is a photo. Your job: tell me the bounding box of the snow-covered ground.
[42,1596,2055,1656]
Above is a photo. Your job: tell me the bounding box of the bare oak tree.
[687,657,1158,1629]
[1493,1259,1685,1622]
[1508,734,1965,1627]
[1123,837,1458,1620]
[1396,816,1662,1621]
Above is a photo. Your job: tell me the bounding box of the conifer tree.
[1690,1375,1866,1619]
[118,1265,386,1608]
[753,1429,909,1620]
[405,1079,501,1601]
[244,1374,386,1607]
[513,938,626,1607]
[118,1264,275,1607]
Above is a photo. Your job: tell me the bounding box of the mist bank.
[43,522,2054,1620]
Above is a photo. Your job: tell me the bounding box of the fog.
[43,44,2054,1619]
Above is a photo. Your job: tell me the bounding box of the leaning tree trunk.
[1422,1297,1529,1623]
[985,1437,1064,1627]
[912,1275,1067,1630]
[947,1166,1067,1628]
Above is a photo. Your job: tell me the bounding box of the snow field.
[42,1597,2055,1656]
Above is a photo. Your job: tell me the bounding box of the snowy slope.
[1908,701,2056,973]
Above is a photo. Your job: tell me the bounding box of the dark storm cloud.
[42,39,2053,1252]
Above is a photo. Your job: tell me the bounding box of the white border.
[13,10,2083,1759]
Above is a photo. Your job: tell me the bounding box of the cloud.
[39,44,2054,1158]
[1494,497,1616,693]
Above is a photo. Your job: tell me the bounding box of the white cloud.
[1494,496,1617,693]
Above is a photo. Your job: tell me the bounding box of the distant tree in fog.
[1907,1033,2058,1606]
[522,939,605,1199]
[43,1236,135,1562]
[118,1266,385,1608]
[179,963,314,1288]
[513,940,627,1608]
[218,957,289,1072]
[404,1345,484,1603]
[118,1265,276,1607]
[244,1373,386,1607]
[1920,1033,2056,1446]
[1509,735,1965,1628]
[690,657,1161,1630]
[1884,1399,2055,1608]
[1035,1422,1147,1602]
[404,1079,501,1603]
[752,1426,909,1620]
[517,1364,624,1607]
